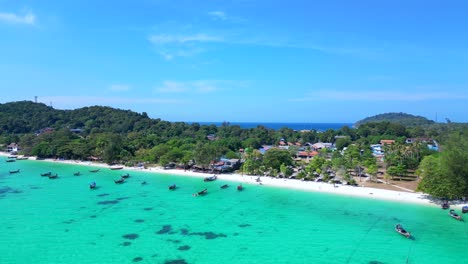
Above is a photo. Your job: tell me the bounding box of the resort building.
[6,143,20,153]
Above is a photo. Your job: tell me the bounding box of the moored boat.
[48,174,58,179]
[168,184,177,190]
[441,201,450,209]
[110,165,124,170]
[40,172,52,176]
[462,206,468,214]
[89,169,100,173]
[114,177,125,184]
[193,188,207,196]
[121,173,130,178]
[6,159,15,163]
[9,169,20,174]
[220,184,229,189]
[89,181,97,189]
[395,224,411,238]
[204,175,217,182]
[237,184,243,191]
[449,209,462,220]
[73,171,81,176]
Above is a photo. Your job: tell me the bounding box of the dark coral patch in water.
[167,239,181,244]
[369,261,384,264]
[143,207,153,211]
[180,228,189,235]
[132,257,143,262]
[97,200,119,205]
[165,259,188,264]
[89,215,97,218]
[62,219,75,224]
[156,225,172,234]
[238,224,251,228]
[189,232,227,240]
[30,186,42,190]
[121,241,132,246]
[116,197,130,201]
[97,193,110,197]
[134,219,145,223]
[122,233,139,240]
[178,245,191,251]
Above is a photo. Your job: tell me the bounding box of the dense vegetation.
[1,101,467,199]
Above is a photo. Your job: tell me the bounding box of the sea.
[1,159,466,264]
[191,122,353,131]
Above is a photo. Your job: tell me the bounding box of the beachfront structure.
[6,143,20,153]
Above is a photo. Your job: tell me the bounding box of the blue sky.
[1,0,467,123]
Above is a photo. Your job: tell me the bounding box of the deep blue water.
[192,122,353,131]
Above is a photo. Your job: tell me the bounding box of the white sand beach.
[1,152,461,208]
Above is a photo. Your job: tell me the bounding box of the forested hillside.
[355,112,435,127]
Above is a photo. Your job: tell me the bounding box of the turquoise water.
[1,159,466,264]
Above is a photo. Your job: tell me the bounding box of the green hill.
[354,112,435,127]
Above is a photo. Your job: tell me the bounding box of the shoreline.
[1,152,463,208]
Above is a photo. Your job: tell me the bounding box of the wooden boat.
[168,184,177,190]
[48,174,58,179]
[16,156,28,160]
[9,169,20,174]
[110,165,124,170]
[114,178,125,184]
[462,206,468,214]
[449,209,462,220]
[193,188,207,196]
[89,169,100,173]
[73,171,81,176]
[40,172,52,176]
[395,224,411,238]
[441,201,450,209]
[121,173,130,178]
[204,175,217,182]
[237,184,244,191]
[89,182,97,189]
[220,184,229,189]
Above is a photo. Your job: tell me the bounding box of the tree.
[263,148,293,171]
[366,164,378,183]
[417,131,468,198]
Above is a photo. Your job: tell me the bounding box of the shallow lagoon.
[1,159,466,264]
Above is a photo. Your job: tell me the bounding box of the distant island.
[354,112,435,127]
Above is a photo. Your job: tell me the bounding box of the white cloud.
[208,11,245,23]
[208,11,227,20]
[109,84,130,92]
[156,81,187,93]
[149,33,221,60]
[155,80,242,94]
[290,90,468,102]
[149,33,222,45]
[0,11,36,25]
